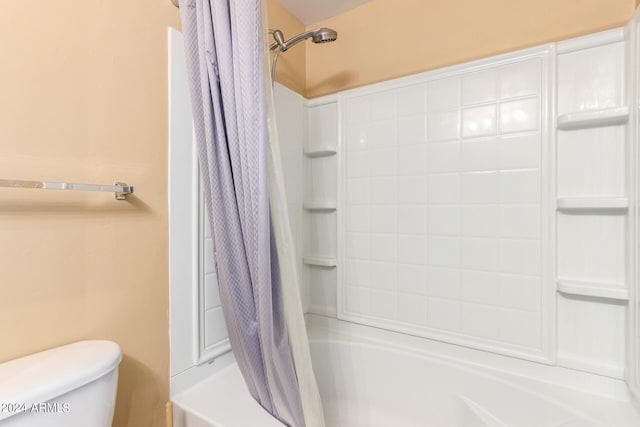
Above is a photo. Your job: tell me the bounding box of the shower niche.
[555,33,628,378]
[303,99,339,315]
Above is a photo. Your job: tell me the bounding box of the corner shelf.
[557,279,628,301]
[303,256,337,267]
[303,200,337,211]
[556,197,628,214]
[304,146,337,158]
[556,106,629,130]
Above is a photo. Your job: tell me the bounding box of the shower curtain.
[178,1,324,426]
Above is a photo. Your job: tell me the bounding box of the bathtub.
[171,316,640,427]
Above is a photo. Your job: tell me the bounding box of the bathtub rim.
[171,315,639,427]
[309,337,619,426]
[306,313,634,403]
[173,314,635,402]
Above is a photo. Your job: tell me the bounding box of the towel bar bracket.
[114,182,132,200]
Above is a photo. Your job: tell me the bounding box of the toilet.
[0,340,122,427]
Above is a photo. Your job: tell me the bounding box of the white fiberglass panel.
[338,47,551,362]
[172,323,640,427]
[557,41,625,114]
[557,214,625,285]
[554,29,628,380]
[557,293,626,378]
[628,7,640,401]
[199,199,229,359]
[556,125,625,198]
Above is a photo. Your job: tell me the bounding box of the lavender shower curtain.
[178,1,324,426]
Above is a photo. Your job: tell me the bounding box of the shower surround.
[309,27,629,381]
[168,11,640,426]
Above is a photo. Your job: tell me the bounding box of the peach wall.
[306,0,636,97]
[0,1,180,426]
[268,0,307,95]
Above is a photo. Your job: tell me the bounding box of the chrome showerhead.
[269,27,338,52]
[311,28,338,44]
[269,27,338,85]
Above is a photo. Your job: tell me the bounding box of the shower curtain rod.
[0,179,134,200]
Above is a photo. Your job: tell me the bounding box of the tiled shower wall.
[340,51,551,361]
[305,29,631,376]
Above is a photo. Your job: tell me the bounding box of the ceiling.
[277,0,371,25]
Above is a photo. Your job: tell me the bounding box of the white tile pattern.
[340,54,548,358]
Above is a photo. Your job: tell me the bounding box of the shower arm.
[269,29,321,52]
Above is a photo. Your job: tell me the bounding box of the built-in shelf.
[303,256,337,267]
[303,200,337,211]
[557,279,629,301]
[556,197,628,214]
[304,146,337,157]
[556,106,629,130]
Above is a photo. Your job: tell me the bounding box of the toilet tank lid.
[0,340,122,418]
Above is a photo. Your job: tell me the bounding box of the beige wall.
[306,0,636,97]
[0,1,180,426]
[268,0,307,94]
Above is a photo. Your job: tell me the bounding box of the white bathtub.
[172,317,640,427]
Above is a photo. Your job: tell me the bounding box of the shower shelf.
[556,106,629,130]
[556,197,628,214]
[303,256,337,267]
[304,146,337,157]
[303,200,337,211]
[557,279,628,301]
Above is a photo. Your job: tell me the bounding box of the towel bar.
[0,179,134,200]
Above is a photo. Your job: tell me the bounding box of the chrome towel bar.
[0,179,134,200]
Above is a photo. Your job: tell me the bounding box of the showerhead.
[269,27,338,52]
[269,27,338,85]
[311,28,338,44]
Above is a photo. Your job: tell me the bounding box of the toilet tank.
[0,340,122,427]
